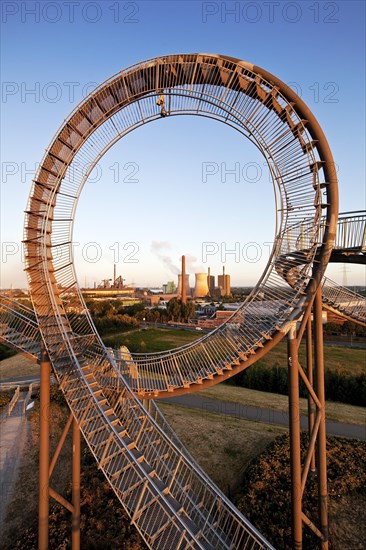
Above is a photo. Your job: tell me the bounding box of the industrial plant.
[177,255,231,300]
[82,256,231,305]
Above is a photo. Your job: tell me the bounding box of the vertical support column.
[142,398,151,416]
[181,255,187,305]
[313,288,329,549]
[288,323,302,550]
[72,418,81,550]
[39,343,51,550]
[306,317,316,472]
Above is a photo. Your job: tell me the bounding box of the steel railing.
[8,385,20,415]
[5,53,353,547]
[322,277,366,324]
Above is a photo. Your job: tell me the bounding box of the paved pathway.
[0,374,40,389]
[1,375,364,440]
[0,392,30,537]
[165,394,366,440]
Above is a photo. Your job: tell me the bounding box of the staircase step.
[104,452,130,478]
[89,428,111,449]
[116,469,143,498]
[151,523,188,549]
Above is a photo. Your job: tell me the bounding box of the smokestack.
[223,265,225,276]
[207,267,215,296]
[181,255,187,304]
[178,275,190,295]
[114,264,116,286]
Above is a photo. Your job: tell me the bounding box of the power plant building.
[164,281,176,294]
[218,267,231,296]
[178,256,230,300]
[194,273,210,297]
[207,267,215,296]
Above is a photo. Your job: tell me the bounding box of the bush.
[235,433,366,549]
[229,364,366,406]
[0,343,17,361]
[93,314,139,335]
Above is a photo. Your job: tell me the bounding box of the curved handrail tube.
[12,54,344,546]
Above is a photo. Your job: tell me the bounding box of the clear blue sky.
[1,0,365,288]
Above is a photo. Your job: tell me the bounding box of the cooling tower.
[194,273,209,297]
[177,275,190,296]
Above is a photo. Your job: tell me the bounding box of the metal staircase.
[1,283,364,548]
[2,210,365,394]
[0,313,274,549]
[322,277,366,324]
[0,295,40,359]
[2,276,365,391]
[1,54,364,548]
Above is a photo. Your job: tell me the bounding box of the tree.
[167,298,182,322]
[182,300,196,322]
[342,320,357,334]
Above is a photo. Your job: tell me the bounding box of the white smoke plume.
[151,241,180,275]
[185,253,204,273]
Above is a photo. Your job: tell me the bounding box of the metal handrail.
[20,54,341,547]
[23,383,34,413]
[290,212,366,253]
[8,385,20,415]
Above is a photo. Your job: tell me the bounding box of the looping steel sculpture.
[22,54,340,548]
[24,53,338,394]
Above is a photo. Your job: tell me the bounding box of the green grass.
[104,329,365,373]
[157,402,286,494]
[256,341,366,375]
[103,329,366,374]
[0,343,17,361]
[200,384,366,426]
[102,327,201,353]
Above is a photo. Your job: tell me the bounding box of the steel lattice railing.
[0,295,40,359]
[0,277,364,548]
[1,275,364,367]
[334,211,366,252]
[48,331,275,548]
[16,53,341,547]
[292,211,366,257]
[322,277,366,325]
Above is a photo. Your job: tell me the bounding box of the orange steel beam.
[306,318,316,473]
[49,412,73,477]
[285,290,330,549]
[72,419,81,550]
[287,323,302,549]
[38,344,51,550]
[37,346,81,550]
[313,288,329,549]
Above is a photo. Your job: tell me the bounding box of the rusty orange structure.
[0,54,365,549]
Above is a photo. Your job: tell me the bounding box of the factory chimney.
[113,264,117,287]
[181,255,187,304]
[207,267,215,296]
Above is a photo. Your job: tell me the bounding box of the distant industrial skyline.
[1,1,365,288]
